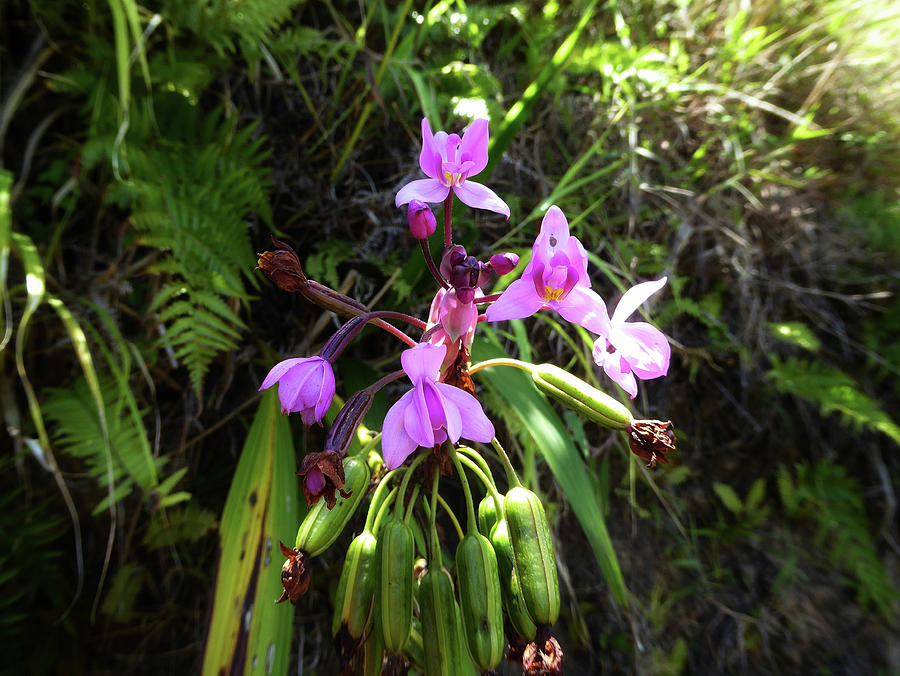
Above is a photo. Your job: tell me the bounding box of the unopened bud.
[439,244,467,280]
[489,252,519,276]
[531,363,633,429]
[325,389,375,458]
[407,200,437,239]
[627,420,676,468]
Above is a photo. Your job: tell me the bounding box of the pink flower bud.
[407,199,437,239]
[489,252,519,276]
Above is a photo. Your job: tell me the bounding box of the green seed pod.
[401,617,425,671]
[295,455,370,556]
[332,529,378,638]
[490,518,537,640]
[455,533,504,670]
[531,363,633,429]
[477,494,501,537]
[419,567,472,676]
[375,516,415,653]
[360,622,384,676]
[504,486,560,625]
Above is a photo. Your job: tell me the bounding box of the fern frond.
[43,378,164,514]
[767,356,900,446]
[153,283,245,394]
[792,461,898,617]
[163,0,304,55]
[143,503,218,550]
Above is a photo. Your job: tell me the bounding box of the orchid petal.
[382,391,419,470]
[278,365,319,412]
[419,118,442,178]
[557,286,611,334]
[452,181,510,218]
[405,383,436,449]
[395,179,450,207]
[459,119,489,176]
[534,206,571,258]
[484,278,545,322]
[401,343,445,383]
[305,467,325,495]
[259,357,311,391]
[613,322,670,378]
[312,369,337,422]
[432,383,462,443]
[436,383,495,442]
[602,355,638,399]
[611,277,668,325]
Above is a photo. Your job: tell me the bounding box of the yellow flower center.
[444,171,463,187]
[543,286,564,302]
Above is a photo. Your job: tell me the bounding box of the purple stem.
[443,193,453,248]
[420,239,450,289]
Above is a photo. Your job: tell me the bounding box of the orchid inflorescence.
[258,117,676,675]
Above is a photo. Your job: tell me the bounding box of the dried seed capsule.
[375,516,415,653]
[531,363,633,429]
[332,529,378,639]
[504,486,561,626]
[419,567,474,676]
[490,518,537,640]
[295,455,370,556]
[455,533,504,670]
[477,494,500,537]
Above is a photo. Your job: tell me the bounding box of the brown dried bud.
[627,419,676,469]
[297,450,348,509]
[276,542,310,604]
[257,238,309,292]
[522,625,564,675]
[257,237,368,317]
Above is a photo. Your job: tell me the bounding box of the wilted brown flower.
[257,238,309,292]
[276,542,310,605]
[522,625,564,675]
[627,419,676,468]
[297,450,350,509]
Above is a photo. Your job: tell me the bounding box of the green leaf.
[767,322,820,352]
[712,481,743,514]
[201,389,301,676]
[473,332,628,607]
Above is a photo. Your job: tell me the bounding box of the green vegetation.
[2,0,898,673]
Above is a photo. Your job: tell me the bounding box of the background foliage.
[2,0,898,673]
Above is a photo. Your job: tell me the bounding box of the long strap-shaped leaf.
[201,389,301,676]
[474,334,628,607]
[484,0,601,179]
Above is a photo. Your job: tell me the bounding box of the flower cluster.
[257,115,677,674]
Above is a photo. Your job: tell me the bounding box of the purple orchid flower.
[395,118,510,219]
[381,343,494,470]
[259,356,336,425]
[587,277,671,399]
[484,205,606,327]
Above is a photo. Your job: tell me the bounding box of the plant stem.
[491,437,522,488]
[443,193,453,248]
[449,444,476,534]
[467,357,532,376]
[420,239,450,289]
